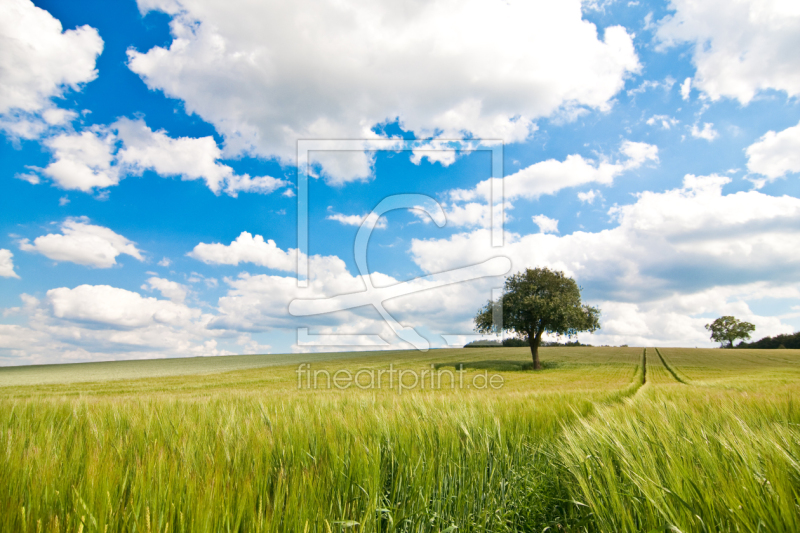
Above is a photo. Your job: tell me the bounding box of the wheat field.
[0,346,798,532]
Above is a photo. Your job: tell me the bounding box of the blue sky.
[2,0,800,364]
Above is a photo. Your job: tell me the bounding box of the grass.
[0,346,798,531]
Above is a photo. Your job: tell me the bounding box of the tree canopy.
[704,316,755,348]
[474,267,600,369]
[737,331,800,349]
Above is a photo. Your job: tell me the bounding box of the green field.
[1,347,798,532]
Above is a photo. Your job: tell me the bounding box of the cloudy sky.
[2,0,800,365]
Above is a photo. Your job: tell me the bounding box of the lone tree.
[474,267,600,369]
[705,316,755,348]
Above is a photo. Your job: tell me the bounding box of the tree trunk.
[529,331,543,370]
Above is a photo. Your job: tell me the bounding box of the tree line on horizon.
[469,268,796,354]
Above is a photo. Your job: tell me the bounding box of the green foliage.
[704,315,756,348]
[474,268,600,367]
[738,331,800,349]
[462,339,502,348]
[502,338,528,347]
[475,268,600,340]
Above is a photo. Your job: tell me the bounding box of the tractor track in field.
[629,348,647,397]
[653,348,690,385]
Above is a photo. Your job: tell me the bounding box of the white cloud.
[691,122,718,141]
[115,118,289,196]
[578,189,601,204]
[127,0,639,180]
[49,284,197,328]
[183,230,506,344]
[115,118,232,193]
[327,212,387,229]
[430,141,656,230]
[0,0,102,138]
[211,250,503,340]
[158,257,171,267]
[19,218,144,268]
[236,334,271,355]
[142,277,189,303]
[410,174,800,344]
[449,140,658,203]
[442,203,493,228]
[224,173,288,197]
[0,285,235,366]
[532,214,559,234]
[188,232,297,271]
[32,119,290,196]
[41,129,119,191]
[15,172,40,185]
[658,0,800,103]
[746,120,800,180]
[17,172,800,359]
[680,77,691,100]
[0,250,20,279]
[587,287,794,347]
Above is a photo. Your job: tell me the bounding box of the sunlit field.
[1,346,798,532]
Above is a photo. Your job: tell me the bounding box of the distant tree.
[474,267,600,369]
[502,338,529,347]
[705,316,755,348]
[737,331,799,349]
[462,340,502,348]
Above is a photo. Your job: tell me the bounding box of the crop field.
[0,346,798,532]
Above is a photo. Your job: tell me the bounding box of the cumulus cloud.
[181,229,506,344]
[588,285,795,347]
[0,286,233,366]
[115,118,288,196]
[422,141,656,229]
[410,174,800,343]
[746,120,800,180]
[0,250,20,278]
[449,140,658,203]
[414,174,800,293]
[141,277,189,303]
[532,214,559,234]
[236,334,272,355]
[49,284,197,328]
[212,255,504,339]
[19,218,144,268]
[41,129,119,192]
[691,122,718,141]
[188,232,297,271]
[6,231,505,363]
[0,0,102,138]
[14,172,799,358]
[32,118,290,196]
[658,0,800,103]
[127,0,639,181]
